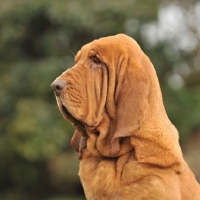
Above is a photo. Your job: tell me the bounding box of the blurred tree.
[0,0,199,199]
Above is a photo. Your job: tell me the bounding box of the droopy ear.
[110,64,149,156]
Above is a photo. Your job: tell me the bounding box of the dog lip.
[61,104,69,115]
[60,103,76,121]
[55,97,72,119]
[61,103,69,115]
[55,91,60,96]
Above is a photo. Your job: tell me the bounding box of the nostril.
[56,85,62,91]
[51,80,66,94]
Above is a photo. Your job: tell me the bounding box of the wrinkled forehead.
[74,34,135,63]
[75,36,121,62]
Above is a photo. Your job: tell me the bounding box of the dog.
[51,34,200,199]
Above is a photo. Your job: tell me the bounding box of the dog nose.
[51,80,66,96]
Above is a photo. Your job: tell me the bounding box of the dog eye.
[92,56,101,65]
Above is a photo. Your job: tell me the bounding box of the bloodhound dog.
[51,34,200,200]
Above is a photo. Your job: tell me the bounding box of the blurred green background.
[0,0,200,199]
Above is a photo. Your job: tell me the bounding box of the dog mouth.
[58,99,85,129]
[60,103,76,124]
[59,101,87,135]
[62,104,70,117]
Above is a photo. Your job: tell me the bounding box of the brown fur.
[52,34,200,199]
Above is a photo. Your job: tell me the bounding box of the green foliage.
[8,98,72,161]
[163,86,200,140]
[0,0,199,199]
